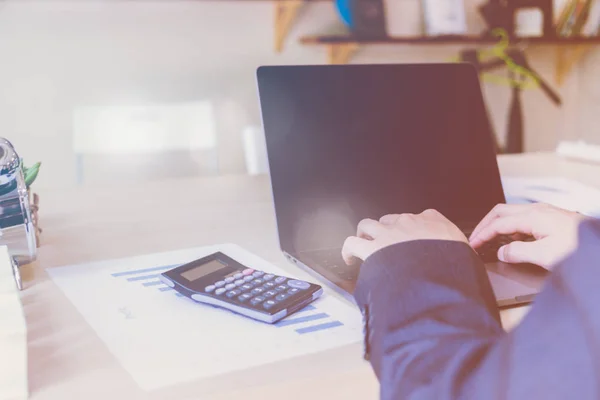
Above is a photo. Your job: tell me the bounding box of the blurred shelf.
[270,0,600,81]
[299,35,600,78]
[300,34,600,45]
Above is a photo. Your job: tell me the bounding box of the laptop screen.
[257,64,505,254]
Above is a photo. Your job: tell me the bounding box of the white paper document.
[47,244,363,391]
[503,177,600,218]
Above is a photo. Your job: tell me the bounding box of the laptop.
[256,64,547,307]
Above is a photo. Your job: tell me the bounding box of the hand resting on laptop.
[341,209,468,266]
[342,203,586,270]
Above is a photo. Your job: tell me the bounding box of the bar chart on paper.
[48,244,363,391]
[111,263,346,335]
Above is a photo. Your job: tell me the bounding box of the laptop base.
[284,251,547,308]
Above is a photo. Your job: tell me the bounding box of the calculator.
[160,252,323,324]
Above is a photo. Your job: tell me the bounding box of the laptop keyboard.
[475,235,514,263]
[305,248,360,282]
[475,234,537,262]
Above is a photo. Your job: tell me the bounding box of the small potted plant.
[21,161,42,246]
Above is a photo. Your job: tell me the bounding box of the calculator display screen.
[181,260,227,281]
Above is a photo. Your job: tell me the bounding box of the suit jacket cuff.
[353,240,502,372]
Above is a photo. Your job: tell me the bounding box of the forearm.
[354,241,504,399]
[354,221,600,399]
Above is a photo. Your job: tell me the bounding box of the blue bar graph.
[275,313,329,327]
[112,264,343,336]
[111,264,179,278]
[143,280,164,287]
[296,321,344,334]
[127,274,161,282]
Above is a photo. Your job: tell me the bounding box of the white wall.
[572,48,600,145]
[1,0,586,189]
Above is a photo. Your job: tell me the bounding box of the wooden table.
[21,152,600,399]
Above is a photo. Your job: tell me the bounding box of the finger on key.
[470,204,532,242]
[342,236,374,265]
[470,215,535,249]
[497,239,548,267]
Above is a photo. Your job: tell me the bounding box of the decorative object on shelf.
[476,0,590,84]
[479,0,554,38]
[514,7,545,36]
[336,0,352,26]
[554,0,598,84]
[384,0,423,36]
[335,0,388,37]
[457,30,562,153]
[478,0,513,34]
[556,0,593,37]
[452,30,539,89]
[509,0,555,37]
[421,0,467,35]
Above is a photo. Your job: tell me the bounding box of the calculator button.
[205,285,216,293]
[241,284,254,291]
[287,288,300,295]
[264,281,276,288]
[264,290,278,298]
[263,300,277,310]
[215,288,226,295]
[215,281,226,288]
[243,268,255,276]
[224,277,235,283]
[225,283,236,290]
[226,290,241,298]
[233,273,244,279]
[160,276,175,288]
[263,274,275,281]
[275,293,290,302]
[287,280,310,290]
[244,275,254,282]
[238,293,253,302]
[251,296,266,306]
[274,276,287,284]
[235,279,245,286]
[276,285,288,292]
[252,271,264,278]
[251,287,265,295]
[253,279,264,285]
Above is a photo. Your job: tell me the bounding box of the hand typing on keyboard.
[469,203,587,270]
[342,209,468,265]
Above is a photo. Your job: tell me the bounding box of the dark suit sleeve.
[354,220,600,400]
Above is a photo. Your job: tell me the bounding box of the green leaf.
[23,162,41,187]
